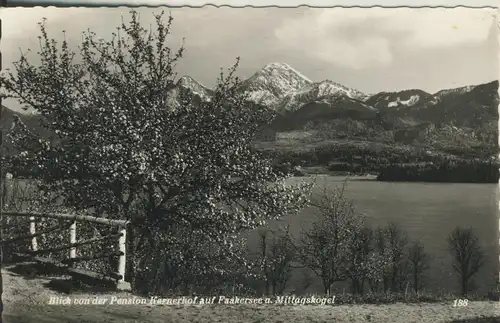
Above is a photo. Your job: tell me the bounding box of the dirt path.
[2,265,500,323]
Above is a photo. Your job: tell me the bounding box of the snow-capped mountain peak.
[278,80,368,112]
[176,76,212,101]
[240,62,313,107]
[260,62,313,84]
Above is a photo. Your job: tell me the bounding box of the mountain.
[153,63,373,119]
[1,107,42,134]
[166,76,213,108]
[433,85,475,101]
[238,62,313,108]
[393,81,499,127]
[2,62,497,152]
[0,106,45,155]
[2,62,497,182]
[277,80,369,113]
[366,89,432,110]
[177,76,213,102]
[271,95,378,131]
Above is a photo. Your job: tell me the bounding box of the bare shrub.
[345,226,377,295]
[372,223,409,293]
[407,240,431,293]
[296,181,365,296]
[447,226,484,296]
[257,225,295,296]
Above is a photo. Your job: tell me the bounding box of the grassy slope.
[6,302,500,323]
[4,264,500,323]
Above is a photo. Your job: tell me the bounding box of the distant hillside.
[366,89,432,110]
[433,85,476,101]
[1,106,45,155]
[271,96,378,132]
[399,81,499,127]
[277,80,369,113]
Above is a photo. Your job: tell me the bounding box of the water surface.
[248,176,498,294]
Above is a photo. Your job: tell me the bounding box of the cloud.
[274,8,496,70]
[0,7,279,60]
[1,8,100,39]
[377,8,495,48]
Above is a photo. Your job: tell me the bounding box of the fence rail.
[1,211,131,291]
[3,212,129,226]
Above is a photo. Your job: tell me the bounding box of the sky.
[1,7,498,112]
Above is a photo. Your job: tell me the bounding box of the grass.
[233,289,492,306]
[5,297,500,323]
[4,259,500,323]
[450,319,500,323]
[326,290,490,305]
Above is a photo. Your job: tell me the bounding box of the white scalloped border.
[5,0,500,7]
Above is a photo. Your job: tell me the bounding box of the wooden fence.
[1,211,131,291]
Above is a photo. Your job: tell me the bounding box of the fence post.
[116,226,130,291]
[29,216,37,252]
[69,221,76,262]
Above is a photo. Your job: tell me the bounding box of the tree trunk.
[461,275,468,296]
[369,278,379,293]
[126,225,143,285]
[413,269,419,293]
[383,276,389,293]
[391,266,398,292]
[352,279,361,295]
[323,281,331,297]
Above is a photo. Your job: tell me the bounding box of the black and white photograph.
[0,6,498,323]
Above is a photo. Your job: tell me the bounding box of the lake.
[246,176,499,295]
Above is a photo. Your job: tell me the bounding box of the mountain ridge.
[169,62,498,124]
[2,63,498,149]
[5,62,497,120]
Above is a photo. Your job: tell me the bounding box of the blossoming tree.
[0,11,310,292]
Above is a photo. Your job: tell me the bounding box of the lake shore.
[296,166,498,184]
[260,138,499,184]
